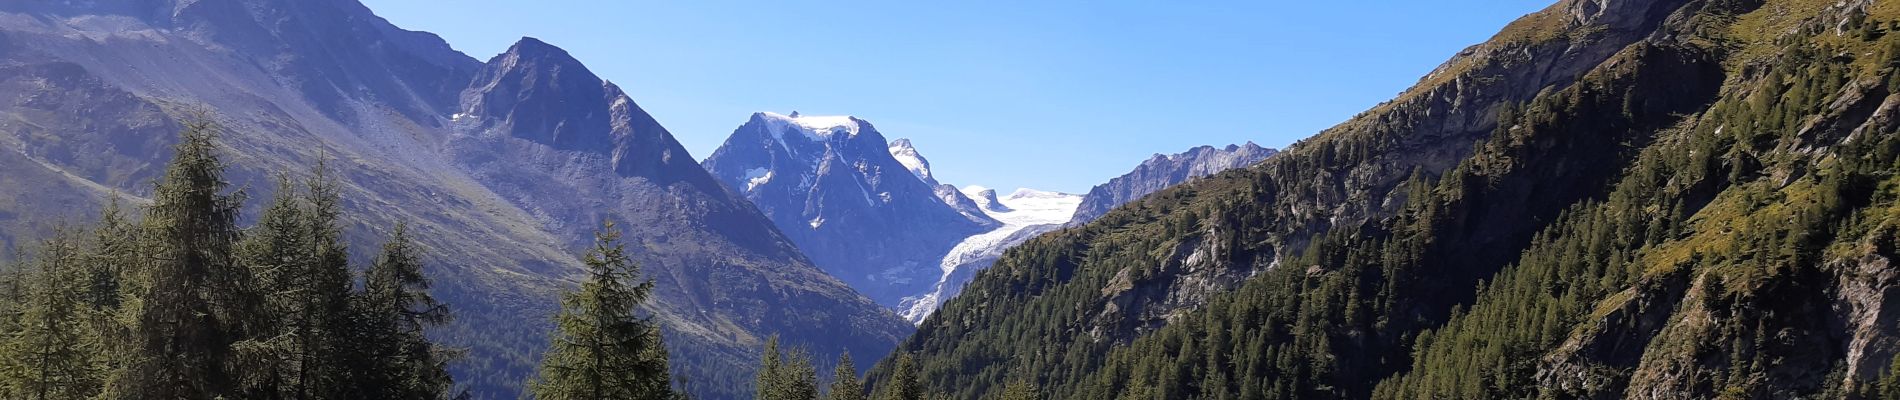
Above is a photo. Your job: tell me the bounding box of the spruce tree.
[1,230,105,399]
[827,353,865,400]
[349,223,454,399]
[531,222,674,400]
[108,118,258,399]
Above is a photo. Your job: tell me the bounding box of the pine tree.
[348,223,455,399]
[531,222,675,400]
[1,230,105,399]
[108,118,259,399]
[876,354,923,400]
[827,353,865,400]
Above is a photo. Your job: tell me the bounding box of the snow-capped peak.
[888,138,934,183]
[760,111,860,142]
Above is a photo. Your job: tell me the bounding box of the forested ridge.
[882,0,1900,399]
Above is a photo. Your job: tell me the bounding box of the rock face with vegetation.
[1067,142,1278,225]
[882,0,1900,399]
[0,1,910,399]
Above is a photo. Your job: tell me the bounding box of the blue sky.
[361,1,1553,193]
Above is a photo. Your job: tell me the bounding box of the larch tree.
[757,337,781,400]
[237,167,359,399]
[237,175,310,397]
[1,230,105,399]
[826,352,865,400]
[531,222,675,400]
[348,223,455,399]
[108,118,259,399]
[755,337,817,400]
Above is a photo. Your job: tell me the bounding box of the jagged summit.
[462,37,615,150]
[502,36,569,59]
[460,37,709,183]
[888,138,935,185]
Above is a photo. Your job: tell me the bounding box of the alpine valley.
[0,0,1897,399]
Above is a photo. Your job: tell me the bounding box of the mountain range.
[0,1,908,398]
[702,112,1278,324]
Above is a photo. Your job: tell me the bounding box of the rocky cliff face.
[1068,142,1278,224]
[702,113,998,307]
[0,2,908,399]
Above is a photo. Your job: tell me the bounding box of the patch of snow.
[743,167,772,192]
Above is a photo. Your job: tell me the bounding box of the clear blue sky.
[360,1,1553,193]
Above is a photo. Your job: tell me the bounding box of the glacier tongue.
[899,187,1081,323]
